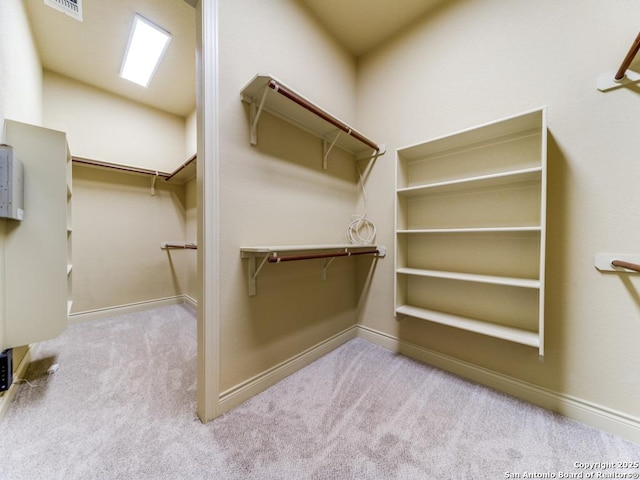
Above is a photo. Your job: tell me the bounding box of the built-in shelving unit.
[66,144,73,316]
[2,121,71,349]
[241,244,385,296]
[395,107,547,355]
[240,74,384,168]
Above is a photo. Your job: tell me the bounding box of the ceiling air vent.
[44,0,83,22]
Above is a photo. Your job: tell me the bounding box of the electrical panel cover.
[0,144,24,221]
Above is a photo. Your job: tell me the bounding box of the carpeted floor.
[0,304,639,479]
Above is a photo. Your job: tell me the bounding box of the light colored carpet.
[0,304,639,479]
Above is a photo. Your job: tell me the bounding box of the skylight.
[120,14,171,88]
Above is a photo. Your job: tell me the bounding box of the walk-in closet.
[2,2,640,471]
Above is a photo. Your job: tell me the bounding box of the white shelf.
[396,226,541,234]
[395,305,540,348]
[241,74,384,167]
[165,154,196,185]
[395,107,547,355]
[396,267,540,289]
[397,167,541,196]
[71,154,197,185]
[398,108,543,161]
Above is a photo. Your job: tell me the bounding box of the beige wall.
[356,0,640,420]
[43,71,187,173]
[185,109,197,158]
[41,70,197,315]
[217,0,362,391]
[0,0,42,359]
[71,165,189,314]
[185,178,198,302]
[0,0,42,135]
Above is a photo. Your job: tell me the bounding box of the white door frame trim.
[196,0,220,422]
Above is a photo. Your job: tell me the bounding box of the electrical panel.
[0,144,24,221]
[0,349,12,392]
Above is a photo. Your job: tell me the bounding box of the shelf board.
[397,267,540,289]
[396,226,541,234]
[165,154,196,185]
[395,304,540,348]
[71,154,196,185]
[241,74,381,156]
[397,107,545,160]
[397,167,542,196]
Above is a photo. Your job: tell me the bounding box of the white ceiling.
[25,0,197,117]
[25,0,443,119]
[299,0,446,57]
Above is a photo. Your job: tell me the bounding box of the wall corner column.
[196,0,221,422]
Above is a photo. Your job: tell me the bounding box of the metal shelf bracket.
[249,86,269,146]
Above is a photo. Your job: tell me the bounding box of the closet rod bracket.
[249,86,269,146]
[597,31,640,91]
[597,69,640,91]
[322,257,337,280]
[247,254,270,296]
[595,253,640,272]
[357,144,386,162]
[322,131,342,170]
[151,172,159,196]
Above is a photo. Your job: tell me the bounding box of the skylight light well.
[120,14,171,88]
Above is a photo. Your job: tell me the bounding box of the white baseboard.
[356,325,640,444]
[69,295,191,323]
[218,325,358,415]
[0,346,32,421]
[182,295,198,312]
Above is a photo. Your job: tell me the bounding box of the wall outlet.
[0,349,13,392]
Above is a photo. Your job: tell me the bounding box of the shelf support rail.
[244,246,384,296]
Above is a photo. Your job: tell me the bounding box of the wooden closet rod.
[267,248,380,263]
[615,31,640,80]
[267,80,380,152]
[165,243,197,249]
[72,156,171,178]
[611,259,640,272]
